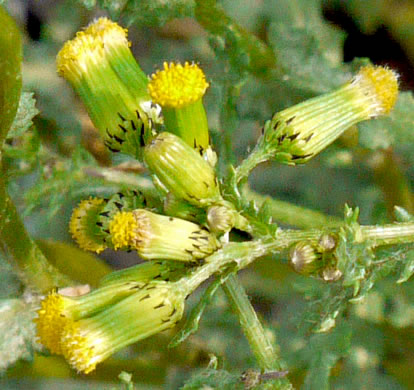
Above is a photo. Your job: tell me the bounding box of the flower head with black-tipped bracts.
[144,132,222,207]
[57,18,156,159]
[109,209,220,261]
[34,281,146,355]
[69,197,108,253]
[258,64,399,165]
[148,62,210,151]
[59,280,186,374]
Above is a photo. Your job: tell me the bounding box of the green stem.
[234,146,270,184]
[361,223,414,246]
[222,274,286,374]
[180,220,414,294]
[0,175,73,292]
[244,186,342,229]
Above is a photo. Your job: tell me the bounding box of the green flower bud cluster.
[289,233,342,281]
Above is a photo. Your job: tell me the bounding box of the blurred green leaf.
[0,298,40,372]
[91,0,194,25]
[0,5,22,145]
[302,323,352,390]
[7,92,39,139]
[181,368,242,390]
[267,0,348,95]
[359,92,414,151]
[397,248,414,283]
[36,240,112,287]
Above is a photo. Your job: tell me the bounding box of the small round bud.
[318,233,337,252]
[207,205,236,233]
[321,267,343,282]
[289,241,322,275]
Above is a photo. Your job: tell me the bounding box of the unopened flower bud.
[207,205,236,233]
[144,132,222,207]
[289,241,323,275]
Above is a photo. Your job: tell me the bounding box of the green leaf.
[23,146,119,217]
[0,5,22,145]
[267,0,348,96]
[393,206,414,223]
[7,92,39,139]
[0,298,40,372]
[36,240,112,287]
[301,322,352,390]
[118,371,135,390]
[335,206,375,298]
[169,273,230,348]
[180,368,242,390]
[94,0,195,25]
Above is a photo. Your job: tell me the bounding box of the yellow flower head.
[34,281,152,357]
[57,31,104,84]
[262,64,399,165]
[352,64,399,116]
[148,62,209,108]
[56,18,153,158]
[60,281,186,374]
[84,17,130,47]
[109,211,137,250]
[34,292,77,355]
[69,197,107,253]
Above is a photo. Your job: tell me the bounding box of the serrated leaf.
[335,206,375,298]
[7,92,39,139]
[0,298,40,372]
[23,146,120,218]
[170,273,231,348]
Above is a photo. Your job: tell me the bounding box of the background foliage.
[1,0,414,389]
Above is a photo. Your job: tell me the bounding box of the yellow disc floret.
[56,32,105,83]
[84,17,130,48]
[109,211,138,249]
[61,321,105,374]
[353,65,399,116]
[34,292,75,355]
[69,198,107,253]
[148,62,209,108]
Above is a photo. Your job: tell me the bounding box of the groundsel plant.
[37,16,399,374]
[2,6,414,389]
